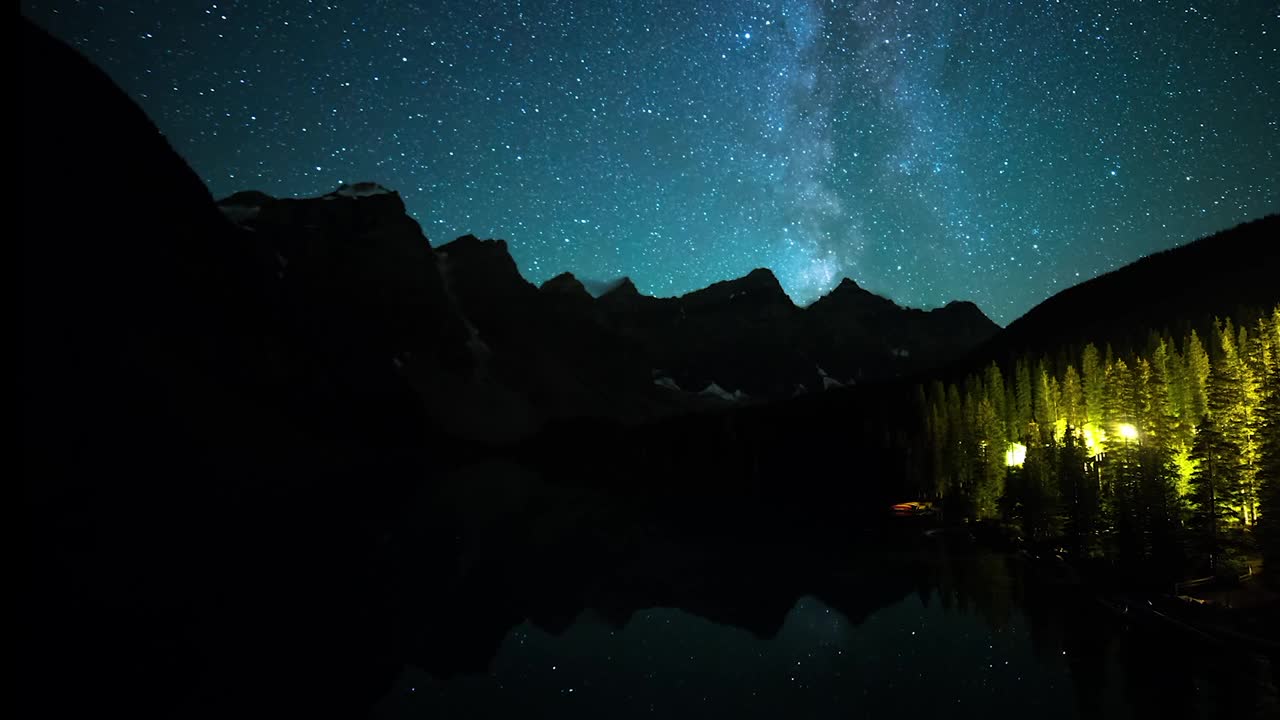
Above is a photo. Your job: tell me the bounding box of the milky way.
[24,1,1278,323]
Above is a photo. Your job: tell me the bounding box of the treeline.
[919,305,1280,581]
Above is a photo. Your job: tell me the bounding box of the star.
[23,0,1278,324]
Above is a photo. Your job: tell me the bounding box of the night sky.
[25,1,1278,323]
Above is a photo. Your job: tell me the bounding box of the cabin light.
[1005,443,1027,467]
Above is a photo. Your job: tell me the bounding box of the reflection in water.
[375,546,1277,719]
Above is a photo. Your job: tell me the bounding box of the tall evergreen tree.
[1045,375,1063,439]
[1034,360,1057,432]
[1237,323,1265,525]
[1017,421,1060,543]
[1186,414,1243,573]
[984,362,1007,443]
[1137,350,1184,571]
[1185,329,1211,426]
[1256,361,1280,587]
[1211,319,1253,525]
[1085,340,1105,425]
[927,382,949,500]
[1105,357,1135,433]
[974,393,1006,520]
[1062,365,1084,430]
[1014,360,1033,441]
[1059,426,1100,558]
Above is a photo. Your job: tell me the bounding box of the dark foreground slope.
[20,19,450,716]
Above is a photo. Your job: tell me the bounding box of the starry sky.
[24,1,1279,323]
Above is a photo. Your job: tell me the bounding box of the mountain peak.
[602,277,640,298]
[438,234,510,254]
[540,272,590,298]
[810,277,896,313]
[682,267,791,307]
[218,190,275,207]
[942,299,981,312]
[740,268,787,294]
[932,299,999,331]
[326,182,395,199]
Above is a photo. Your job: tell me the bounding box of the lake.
[372,539,1276,719]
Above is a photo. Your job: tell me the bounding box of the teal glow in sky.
[25,0,1279,323]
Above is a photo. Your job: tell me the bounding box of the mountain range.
[216,183,1000,439]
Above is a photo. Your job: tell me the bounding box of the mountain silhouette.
[963,215,1280,372]
[218,187,1000,431]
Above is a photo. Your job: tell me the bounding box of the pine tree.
[926,381,949,501]
[1034,359,1057,433]
[1105,357,1135,434]
[1256,360,1280,587]
[1060,426,1100,558]
[1137,350,1184,570]
[974,393,1006,520]
[1045,374,1063,439]
[1164,339,1194,443]
[1082,343,1105,450]
[984,363,1007,442]
[1014,360,1033,441]
[1186,329,1211,426]
[1062,365,1084,430]
[1238,323,1265,526]
[1212,319,1253,525]
[1187,415,1243,573]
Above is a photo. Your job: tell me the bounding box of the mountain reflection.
[375,517,1276,719]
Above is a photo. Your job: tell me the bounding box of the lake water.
[372,543,1276,719]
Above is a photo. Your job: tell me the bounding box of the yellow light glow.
[1005,442,1027,467]
[1082,424,1105,457]
[1118,423,1138,440]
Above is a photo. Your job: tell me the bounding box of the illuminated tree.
[1035,360,1059,435]
[913,303,1280,579]
[1105,357,1135,434]
[1186,414,1243,573]
[1014,360,1033,440]
[973,393,1006,519]
[984,363,1007,441]
[1163,340,1194,442]
[1185,329,1210,426]
[1061,365,1084,430]
[1257,361,1280,586]
[1082,343,1105,450]
[1018,420,1063,543]
[1211,319,1256,525]
[1237,323,1266,525]
[1059,426,1100,557]
[1133,349,1185,569]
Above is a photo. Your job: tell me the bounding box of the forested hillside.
[921,306,1280,583]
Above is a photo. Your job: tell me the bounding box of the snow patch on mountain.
[654,376,682,391]
[218,204,260,224]
[331,182,394,198]
[699,382,748,402]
